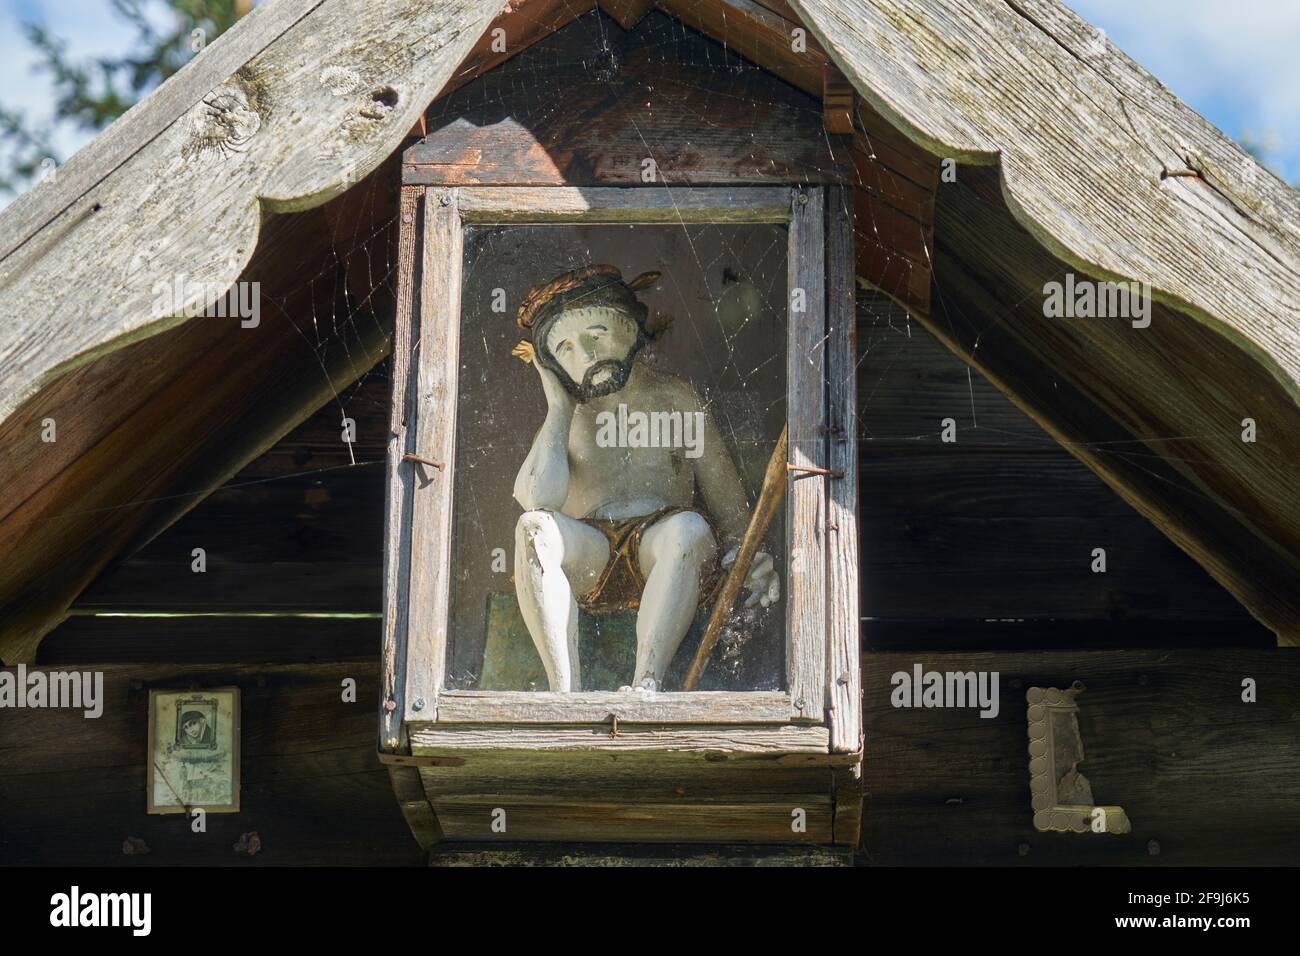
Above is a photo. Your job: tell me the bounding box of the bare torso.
[563,365,699,520]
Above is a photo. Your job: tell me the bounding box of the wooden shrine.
[379,17,863,848]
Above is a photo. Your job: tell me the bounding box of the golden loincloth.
[578,506,723,615]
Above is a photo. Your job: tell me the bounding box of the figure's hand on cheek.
[537,360,575,413]
[516,341,575,414]
[722,547,781,609]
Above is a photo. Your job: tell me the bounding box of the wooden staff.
[683,425,788,691]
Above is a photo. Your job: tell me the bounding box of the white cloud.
[0,0,146,158]
[1067,0,1300,180]
[0,0,176,205]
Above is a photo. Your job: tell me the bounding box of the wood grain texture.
[429,795,834,843]
[823,66,855,134]
[786,188,827,721]
[406,34,844,187]
[402,188,463,723]
[456,185,794,222]
[410,723,833,754]
[0,660,420,866]
[411,747,839,794]
[791,0,1300,637]
[597,0,657,31]
[436,690,794,723]
[380,187,423,751]
[0,167,396,664]
[860,649,1300,866]
[0,0,326,263]
[924,174,1299,641]
[439,0,596,99]
[659,0,830,95]
[0,0,505,428]
[825,184,861,751]
[831,763,863,846]
[388,760,444,851]
[428,842,852,865]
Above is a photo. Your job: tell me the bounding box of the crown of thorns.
[517,265,661,334]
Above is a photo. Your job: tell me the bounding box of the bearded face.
[541,307,644,402]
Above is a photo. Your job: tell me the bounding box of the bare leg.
[514,510,609,692]
[632,511,718,690]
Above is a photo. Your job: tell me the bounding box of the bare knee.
[647,511,716,572]
[516,509,563,566]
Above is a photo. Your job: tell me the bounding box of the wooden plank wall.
[853,289,1270,648]
[52,289,1267,659]
[860,649,1300,866]
[13,286,1271,866]
[8,648,1293,866]
[0,662,419,866]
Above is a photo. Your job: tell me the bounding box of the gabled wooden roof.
[0,0,1296,661]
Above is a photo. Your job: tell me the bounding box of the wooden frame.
[146,686,241,815]
[1026,683,1130,834]
[382,183,858,754]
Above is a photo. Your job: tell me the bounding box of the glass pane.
[446,221,787,692]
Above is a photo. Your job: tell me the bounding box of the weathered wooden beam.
[429,842,852,865]
[862,649,1300,865]
[407,21,846,187]
[438,0,597,98]
[658,0,829,95]
[598,0,656,30]
[0,0,506,430]
[923,172,1300,642]
[0,0,326,264]
[823,65,854,133]
[787,0,1299,634]
[0,660,419,865]
[0,165,397,664]
[38,615,380,664]
[826,184,860,752]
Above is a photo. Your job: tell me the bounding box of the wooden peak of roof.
[0,0,1296,660]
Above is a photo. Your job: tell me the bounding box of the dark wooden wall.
[8,288,1277,866]
[0,661,419,866]
[51,289,1267,654]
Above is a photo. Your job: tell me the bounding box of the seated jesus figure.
[512,265,780,693]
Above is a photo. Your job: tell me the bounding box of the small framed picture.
[146,687,240,814]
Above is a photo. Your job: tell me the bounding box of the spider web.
[37,6,1261,675]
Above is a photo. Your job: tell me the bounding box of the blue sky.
[1066,0,1300,183]
[1,0,1297,202]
